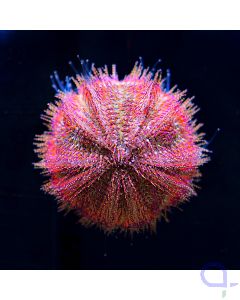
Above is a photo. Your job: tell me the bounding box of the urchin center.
[110,144,135,167]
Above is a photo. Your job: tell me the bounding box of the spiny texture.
[34,61,209,233]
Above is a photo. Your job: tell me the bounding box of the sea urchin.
[34,59,209,233]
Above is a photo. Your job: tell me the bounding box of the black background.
[0,31,239,270]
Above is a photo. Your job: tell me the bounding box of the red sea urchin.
[34,59,209,233]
